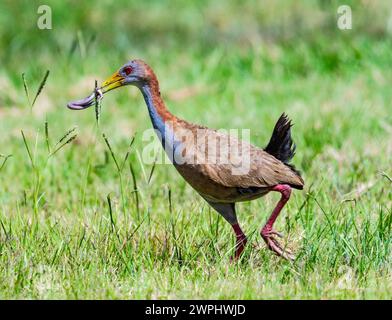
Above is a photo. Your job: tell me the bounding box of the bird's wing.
[173,125,304,189]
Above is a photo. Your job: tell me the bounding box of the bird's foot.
[261,228,295,261]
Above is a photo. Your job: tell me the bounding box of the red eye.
[124,66,132,75]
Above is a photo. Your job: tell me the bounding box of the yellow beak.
[100,71,125,93]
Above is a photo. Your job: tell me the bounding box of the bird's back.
[169,119,303,202]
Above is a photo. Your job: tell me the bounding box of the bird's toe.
[262,233,295,261]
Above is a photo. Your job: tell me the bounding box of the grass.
[0,1,391,299]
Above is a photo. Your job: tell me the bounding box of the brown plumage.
[172,122,303,202]
[68,59,305,261]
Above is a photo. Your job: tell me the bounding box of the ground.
[0,1,391,299]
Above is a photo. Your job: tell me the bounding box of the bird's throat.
[140,81,178,154]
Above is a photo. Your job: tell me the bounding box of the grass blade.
[107,194,116,232]
[68,36,78,60]
[380,171,392,183]
[103,133,120,172]
[21,73,31,107]
[120,135,135,172]
[50,134,77,157]
[20,130,34,168]
[129,161,140,217]
[107,194,121,242]
[0,154,12,171]
[147,156,158,185]
[86,33,96,53]
[32,70,50,107]
[94,80,101,125]
[56,127,77,146]
[45,120,51,153]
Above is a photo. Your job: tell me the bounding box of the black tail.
[265,113,300,174]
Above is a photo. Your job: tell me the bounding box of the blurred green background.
[0,0,391,299]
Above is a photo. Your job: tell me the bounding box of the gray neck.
[140,84,166,136]
[139,84,178,161]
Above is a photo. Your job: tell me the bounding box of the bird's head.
[68,59,155,110]
[101,59,154,93]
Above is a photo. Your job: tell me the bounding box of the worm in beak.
[67,71,124,110]
[67,88,103,110]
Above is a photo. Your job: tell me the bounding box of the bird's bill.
[67,71,124,110]
[100,71,124,94]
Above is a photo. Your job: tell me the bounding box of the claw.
[261,229,295,261]
[270,230,283,238]
[262,228,283,238]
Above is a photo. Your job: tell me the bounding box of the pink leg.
[231,223,247,261]
[261,184,295,260]
[206,201,247,262]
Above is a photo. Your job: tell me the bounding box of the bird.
[68,59,304,261]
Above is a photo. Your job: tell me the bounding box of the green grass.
[0,1,391,299]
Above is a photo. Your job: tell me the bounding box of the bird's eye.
[123,66,132,75]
